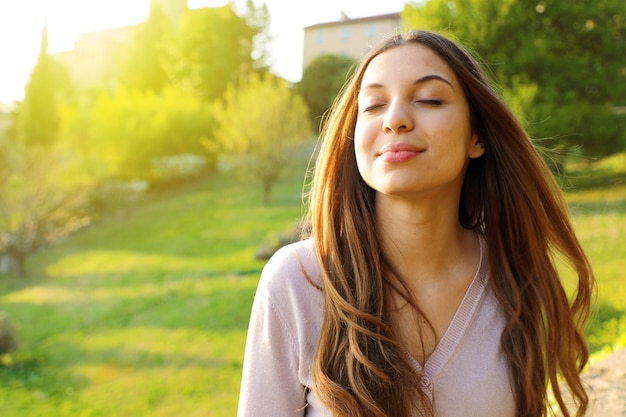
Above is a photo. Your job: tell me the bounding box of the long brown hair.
[305,30,595,417]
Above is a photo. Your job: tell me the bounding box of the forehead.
[360,43,459,89]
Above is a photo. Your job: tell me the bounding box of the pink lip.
[378,143,424,162]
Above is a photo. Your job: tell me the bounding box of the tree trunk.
[262,181,272,205]
[4,251,27,280]
[14,253,26,280]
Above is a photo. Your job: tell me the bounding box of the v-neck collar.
[406,236,488,378]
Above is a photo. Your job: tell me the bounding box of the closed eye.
[417,99,442,106]
[362,104,386,113]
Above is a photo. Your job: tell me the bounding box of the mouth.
[377,143,425,157]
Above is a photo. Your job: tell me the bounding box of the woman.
[238,30,594,417]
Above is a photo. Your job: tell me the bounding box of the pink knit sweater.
[237,238,516,416]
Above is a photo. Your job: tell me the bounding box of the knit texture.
[237,238,516,416]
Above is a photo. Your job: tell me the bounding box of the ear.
[468,133,485,159]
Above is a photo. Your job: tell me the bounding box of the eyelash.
[362,99,442,113]
[363,104,384,113]
[417,99,442,106]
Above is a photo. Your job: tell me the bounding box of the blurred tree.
[15,25,70,147]
[296,54,356,131]
[117,3,173,92]
[0,26,87,279]
[215,73,311,204]
[0,141,89,279]
[242,0,272,71]
[166,4,258,101]
[60,85,216,183]
[403,0,626,158]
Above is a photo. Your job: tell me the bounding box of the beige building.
[54,26,134,90]
[54,0,187,91]
[302,12,403,70]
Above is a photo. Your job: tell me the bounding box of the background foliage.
[116,4,172,93]
[0,2,302,272]
[403,0,626,158]
[60,86,216,182]
[216,72,311,204]
[166,6,259,102]
[296,54,355,130]
[14,27,70,148]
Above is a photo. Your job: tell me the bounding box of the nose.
[382,99,413,133]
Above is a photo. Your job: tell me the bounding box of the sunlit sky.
[0,0,406,104]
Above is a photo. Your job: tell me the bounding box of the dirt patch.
[585,348,626,416]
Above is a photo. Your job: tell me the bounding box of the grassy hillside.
[0,151,624,416]
[0,162,308,416]
[562,154,626,354]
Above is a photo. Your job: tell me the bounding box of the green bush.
[59,86,217,183]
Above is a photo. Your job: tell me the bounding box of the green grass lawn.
[562,153,626,355]
[0,151,624,416]
[0,162,307,416]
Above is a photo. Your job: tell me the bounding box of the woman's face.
[354,43,484,201]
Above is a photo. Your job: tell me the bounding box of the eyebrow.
[361,74,455,92]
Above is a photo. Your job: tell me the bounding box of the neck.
[375,192,476,283]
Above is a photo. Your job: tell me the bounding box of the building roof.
[304,12,401,30]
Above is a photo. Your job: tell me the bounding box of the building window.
[368,23,376,39]
[316,30,324,44]
[341,26,350,41]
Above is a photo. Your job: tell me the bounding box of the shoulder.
[256,238,323,316]
[254,239,325,370]
[261,238,319,286]
[239,239,324,416]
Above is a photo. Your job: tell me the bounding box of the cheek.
[353,118,365,141]
[352,131,371,182]
[353,119,377,152]
[353,121,367,157]
[439,114,474,150]
[353,138,367,177]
